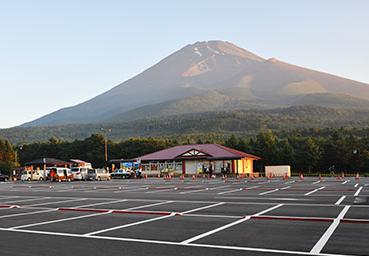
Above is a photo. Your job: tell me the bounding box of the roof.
[25,158,72,166]
[70,159,90,164]
[137,144,261,161]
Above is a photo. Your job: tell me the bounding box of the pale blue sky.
[1,0,368,128]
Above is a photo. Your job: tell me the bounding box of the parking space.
[344,206,369,219]
[0,177,368,256]
[99,215,228,241]
[195,219,331,252]
[261,205,343,218]
[322,223,369,255]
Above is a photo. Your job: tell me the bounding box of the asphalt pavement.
[0,176,368,256]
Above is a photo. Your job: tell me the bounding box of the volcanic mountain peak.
[186,40,264,61]
[21,40,369,127]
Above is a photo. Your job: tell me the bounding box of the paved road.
[0,176,368,256]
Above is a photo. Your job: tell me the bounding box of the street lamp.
[100,128,112,168]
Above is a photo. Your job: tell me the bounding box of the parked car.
[70,167,89,180]
[86,169,111,181]
[21,170,45,181]
[111,169,133,179]
[0,172,9,182]
[51,168,73,182]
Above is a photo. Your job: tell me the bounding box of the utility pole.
[101,128,112,168]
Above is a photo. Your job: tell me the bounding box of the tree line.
[0,138,17,173]
[1,127,369,174]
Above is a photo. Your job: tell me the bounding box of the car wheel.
[97,177,101,181]
[4,178,8,182]
[39,177,44,181]
[27,178,31,181]
[58,179,62,182]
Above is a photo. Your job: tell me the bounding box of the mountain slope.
[4,105,369,144]
[22,40,369,127]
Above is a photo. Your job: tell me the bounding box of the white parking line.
[0,209,57,219]
[244,185,260,190]
[257,181,270,184]
[26,198,87,207]
[85,202,224,236]
[334,196,346,205]
[125,201,173,210]
[114,187,148,193]
[73,199,128,208]
[354,186,363,196]
[341,180,348,185]
[312,180,321,184]
[217,188,242,195]
[2,197,50,204]
[304,186,325,196]
[146,188,177,194]
[179,188,209,194]
[280,186,291,190]
[259,189,279,195]
[285,180,295,184]
[181,202,225,214]
[310,205,350,254]
[9,211,113,230]
[180,204,283,244]
[85,212,176,236]
[354,183,359,188]
[0,227,350,256]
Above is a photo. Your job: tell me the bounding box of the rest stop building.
[133,144,261,176]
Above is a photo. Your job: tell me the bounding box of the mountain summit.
[23,40,369,127]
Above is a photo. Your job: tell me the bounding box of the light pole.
[101,128,112,168]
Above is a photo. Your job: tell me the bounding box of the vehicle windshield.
[71,168,79,172]
[88,170,95,174]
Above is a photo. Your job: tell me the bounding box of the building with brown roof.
[136,144,261,175]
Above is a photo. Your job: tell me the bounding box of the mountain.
[22,40,369,127]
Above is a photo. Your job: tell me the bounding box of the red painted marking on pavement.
[251,215,334,223]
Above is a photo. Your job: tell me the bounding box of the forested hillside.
[11,129,369,174]
[2,106,369,144]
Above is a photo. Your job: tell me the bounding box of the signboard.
[122,162,139,168]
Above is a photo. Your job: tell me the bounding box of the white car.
[21,170,44,181]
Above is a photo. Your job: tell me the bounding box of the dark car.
[0,172,9,182]
[111,169,133,179]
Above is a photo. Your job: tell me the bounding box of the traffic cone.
[180,175,184,180]
[157,173,160,178]
[144,174,148,179]
[249,173,254,180]
[299,173,304,180]
[355,172,360,181]
[283,173,289,180]
[192,175,196,180]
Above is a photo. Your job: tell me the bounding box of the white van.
[70,167,89,180]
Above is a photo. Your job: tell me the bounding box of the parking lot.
[0,176,368,256]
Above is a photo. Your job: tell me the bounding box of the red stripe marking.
[341,218,369,224]
[251,215,334,222]
[243,188,355,192]
[0,205,19,209]
[58,208,110,213]
[58,207,173,216]
[112,210,172,216]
